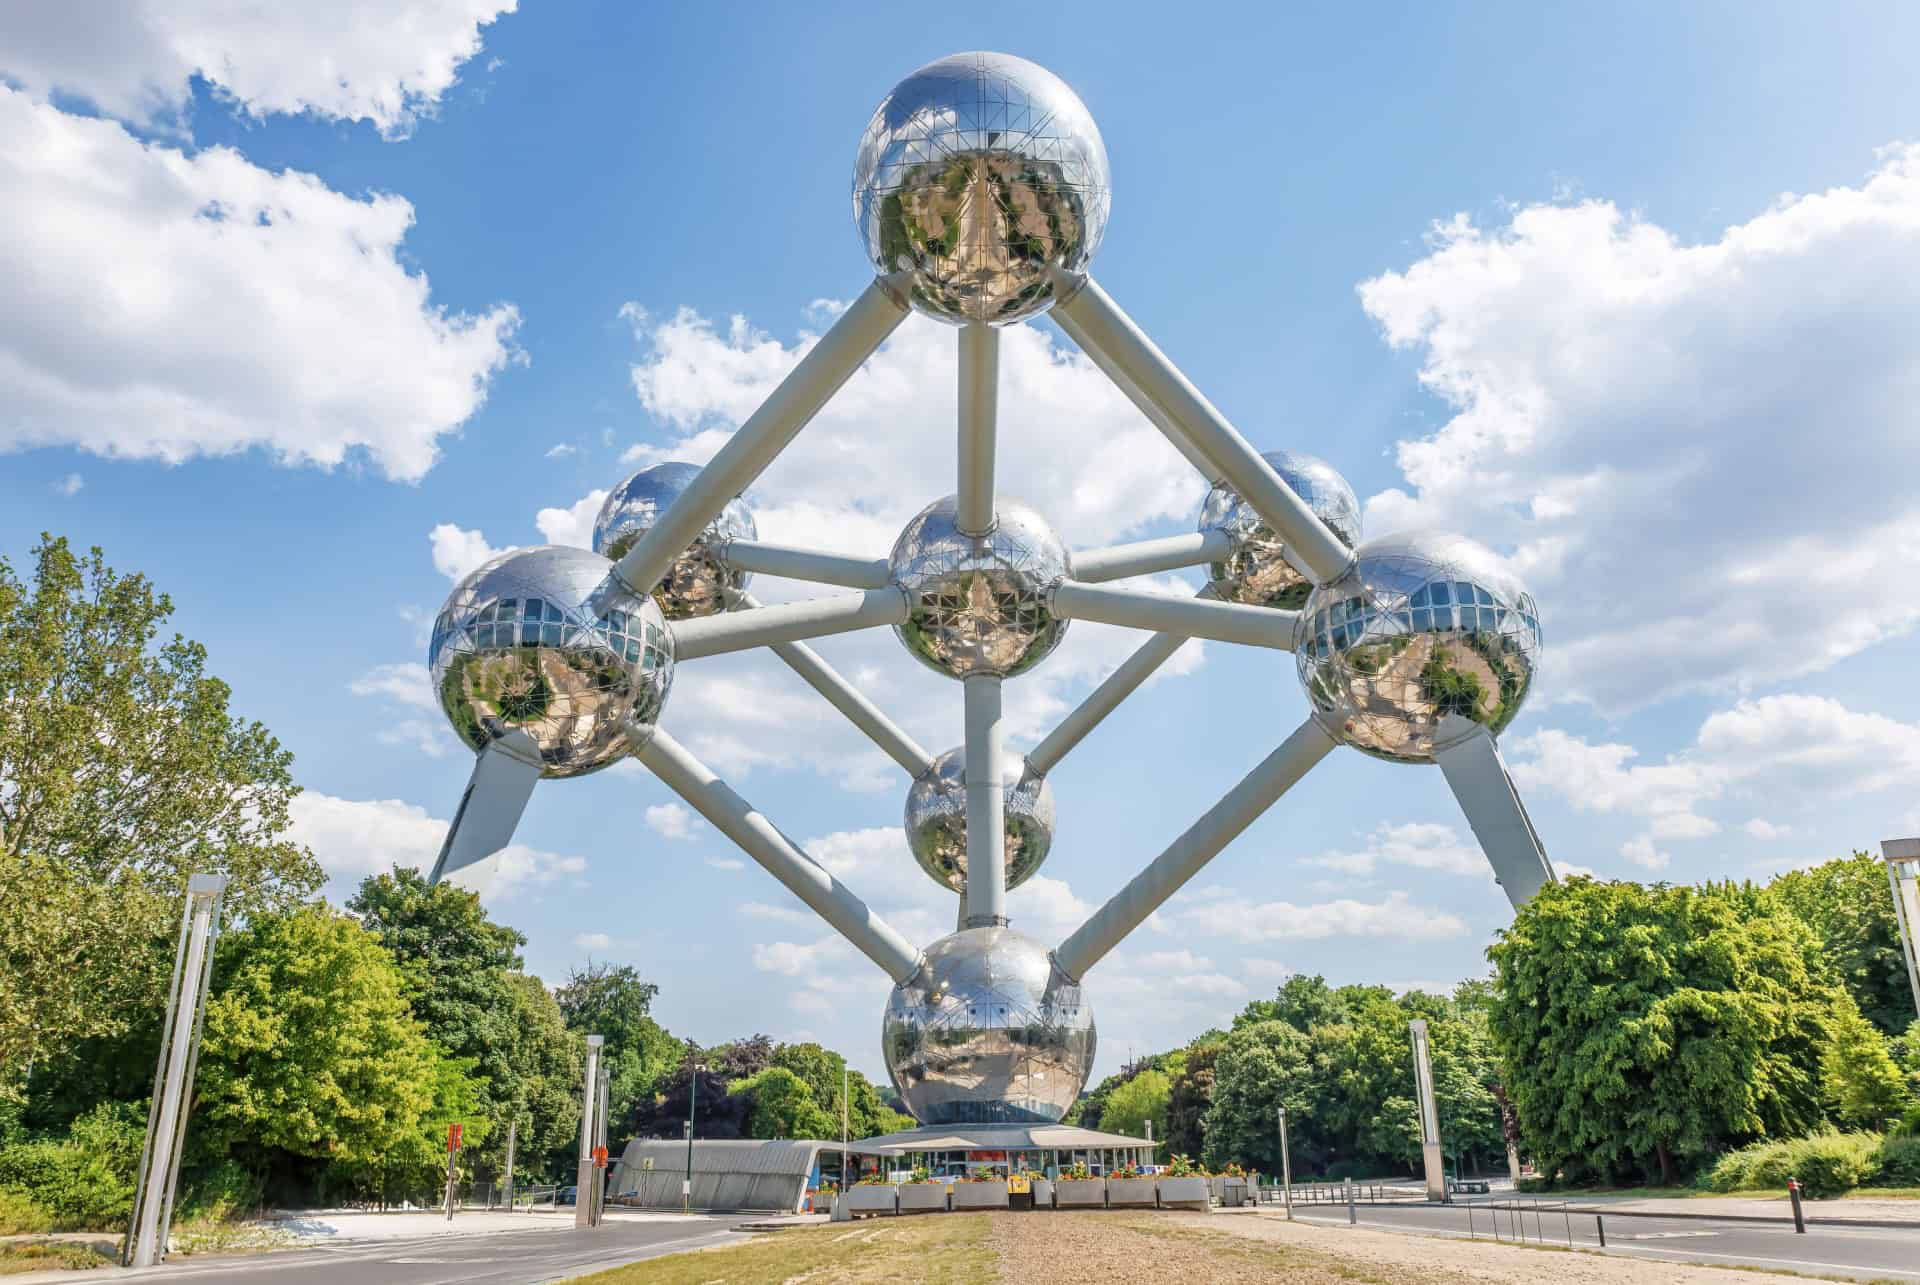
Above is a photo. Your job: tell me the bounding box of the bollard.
[1596,1214,1605,1247]
[1788,1178,1806,1234]
[1346,1177,1356,1225]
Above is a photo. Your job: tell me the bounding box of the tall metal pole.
[502,1116,517,1211]
[593,1063,610,1225]
[575,1035,602,1229]
[1278,1107,1293,1219]
[1882,839,1920,1021]
[683,1055,701,1215]
[962,675,1008,927]
[125,874,225,1268]
[1410,1019,1446,1203]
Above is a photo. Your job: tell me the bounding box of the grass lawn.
[0,1242,115,1275]
[566,1215,997,1285]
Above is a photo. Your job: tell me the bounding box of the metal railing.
[1460,1196,1580,1248]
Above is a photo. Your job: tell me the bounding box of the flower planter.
[847,1184,899,1216]
[1219,1177,1248,1207]
[898,1183,950,1214]
[952,1181,1009,1210]
[1030,1178,1054,1209]
[1053,1178,1107,1208]
[1106,1177,1157,1208]
[1156,1176,1210,1210]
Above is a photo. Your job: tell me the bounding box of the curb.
[1557,1203,1920,1232]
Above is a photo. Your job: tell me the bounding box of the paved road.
[49,1215,746,1285]
[1288,1199,1920,1282]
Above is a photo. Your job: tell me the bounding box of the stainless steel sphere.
[889,496,1072,679]
[1200,449,1361,610]
[904,748,1055,895]
[853,51,1111,325]
[590,462,756,620]
[429,546,674,778]
[882,927,1095,1125]
[1294,531,1542,764]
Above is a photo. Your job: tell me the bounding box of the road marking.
[1626,1231,1717,1240]
[1608,1242,1920,1279]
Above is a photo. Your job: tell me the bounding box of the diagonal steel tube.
[671,587,907,660]
[1051,273,1355,584]
[1027,599,1204,775]
[611,278,909,598]
[1048,296,1221,482]
[720,541,891,589]
[957,324,999,535]
[636,728,923,982]
[962,675,1008,927]
[736,592,932,777]
[1072,529,1231,583]
[1050,580,1298,649]
[1052,717,1337,980]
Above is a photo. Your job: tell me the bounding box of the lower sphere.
[428,546,675,777]
[889,495,1072,679]
[904,748,1054,894]
[882,926,1095,1125]
[1199,449,1361,609]
[591,461,755,620]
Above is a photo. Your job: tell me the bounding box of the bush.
[1873,1135,1920,1187]
[178,1159,263,1221]
[0,1186,54,1235]
[1705,1132,1882,1199]
[0,1102,144,1230]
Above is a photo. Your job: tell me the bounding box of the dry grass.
[564,1214,997,1285]
[0,1241,115,1274]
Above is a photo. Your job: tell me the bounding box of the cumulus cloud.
[349,662,436,712]
[52,472,82,496]
[0,0,515,135]
[287,790,584,904]
[1169,887,1468,944]
[1619,836,1670,871]
[1308,821,1490,879]
[574,931,612,951]
[430,524,510,581]
[1358,146,1920,710]
[0,92,519,482]
[644,802,697,841]
[535,489,607,548]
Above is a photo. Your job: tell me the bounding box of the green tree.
[197,909,440,1168]
[555,962,681,1140]
[1821,998,1911,1130]
[1202,1020,1317,1173]
[1165,1038,1220,1160]
[1767,852,1914,1034]
[737,1068,834,1140]
[1489,879,1833,1186]
[1101,1069,1171,1146]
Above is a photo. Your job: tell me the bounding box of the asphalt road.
[72,1215,746,1285]
[1289,1199,1920,1282]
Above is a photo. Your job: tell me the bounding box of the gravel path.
[991,1210,1779,1283]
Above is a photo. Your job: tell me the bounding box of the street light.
[683,1053,708,1215]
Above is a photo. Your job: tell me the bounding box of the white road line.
[1604,1242,1920,1279]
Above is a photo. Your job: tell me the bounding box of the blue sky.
[5,1,1920,1084]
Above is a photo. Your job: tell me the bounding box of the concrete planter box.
[1157,1177,1210,1210]
[1219,1177,1248,1207]
[1106,1177,1157,1208]
[847,1185,898,1216]
[952,1181,1009,1210]
[1054,1178,1106,1208]
[1030,1179,1054,1208]
[898,1183,950,1214]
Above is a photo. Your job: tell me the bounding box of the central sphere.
[889,496,1072,679]
[882,927,1095,1125]
[904,747,1055,894]
[1199,450,1362,610]
[591,462,756,620]
[1294,531,1543,764]
[429,546,674,778]
[853,51,1111,325]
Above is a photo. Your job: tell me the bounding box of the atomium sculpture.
[426,51,1557,1128]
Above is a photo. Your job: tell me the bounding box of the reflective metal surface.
[429,546,674,778]
[1200,449,1361,609]
[854,52,1110,325]
[591,462,756,620]
[1293,531,1542,764]
[889,495,1072,679]
[882,927,1095,1124]
[904,747,1055,895]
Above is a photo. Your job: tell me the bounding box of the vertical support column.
[125,874,225,1268]
[1883,838,1920,1021]
[575,1035,603,1229]
[592,1062,611,1224]
[956,323,999,536]
[1410,1019,1446,1203]
[963,675,1007,928]
[1433,715,1557,910]
[502,1117,518,1210]
[1277,1107,1293,1219]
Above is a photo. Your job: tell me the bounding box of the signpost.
[444,1122,463,1220]
[124,875,226,1268]
[576,1035,603,1229]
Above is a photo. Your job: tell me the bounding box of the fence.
[1460,1196,1581,1248]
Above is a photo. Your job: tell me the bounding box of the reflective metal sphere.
[853,52,1110,325]
[1200,450,1361,610]
[590,462,756,620]
[889,496,1072,679]
[1294,531,1542,764]
[904,748,1055,895]
[429,546,674,778]
[882,927,1095,1124]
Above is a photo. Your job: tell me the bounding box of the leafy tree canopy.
[1766,852,1913,1035]
[555,962,681,1140]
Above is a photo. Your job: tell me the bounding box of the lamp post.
[575,1035,602,1230]
[683,1052,707,1215]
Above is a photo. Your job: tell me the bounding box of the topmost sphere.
[853,52,1110,325]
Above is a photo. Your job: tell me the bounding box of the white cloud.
[704,855,746,872]
[52,472,82,496]
[1743,818,1791,841]
[1620,835,1670,871]
[1170,888,1468,944]
[535,488,607,549]
[645,802,697,841]
[431,523,510,581]
[349,662,436,712]
[1556,861,1599,880]
[574,931,612,951]
[1308,821,1489,879]
[0,91,519,482]
[0,0,515,136]
[375,719,449,759]
[287,790,585,904]
[546,443,579,459]
[741,901,812,925]
[1358,146,1920,710]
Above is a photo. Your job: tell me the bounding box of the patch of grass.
[0,1188,53,1235]
[0,1242,115,1275]
[170,1217,297,1257]
[564,1214,998,1284]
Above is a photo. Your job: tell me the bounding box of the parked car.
[557,1185,579,1206]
